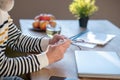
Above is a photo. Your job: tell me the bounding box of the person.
[0,0,71,79]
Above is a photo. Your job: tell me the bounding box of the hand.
[49,34,67,45]
[46,38,71,64]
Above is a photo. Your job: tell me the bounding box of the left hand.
[46,38,71,64]
[49,34,67,45]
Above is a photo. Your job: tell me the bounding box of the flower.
[69,0,98,19]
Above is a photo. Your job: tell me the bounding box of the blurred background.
[9,0,120,28]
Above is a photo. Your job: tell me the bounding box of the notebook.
[75,31,116,46]
[75,51,120,79]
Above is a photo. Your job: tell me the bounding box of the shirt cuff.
[36,52,49,69]
[41,37,50,51]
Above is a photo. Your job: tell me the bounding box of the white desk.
[20,19,120,80]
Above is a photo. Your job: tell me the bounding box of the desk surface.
[20,19,120,80]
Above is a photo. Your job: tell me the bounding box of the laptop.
[75,51,120,79]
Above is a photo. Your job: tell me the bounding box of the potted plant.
[69,0,98,28]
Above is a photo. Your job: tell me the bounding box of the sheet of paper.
[76,31,116,45]
[73,42,96,48]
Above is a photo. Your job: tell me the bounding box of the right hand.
[46,39,71,64]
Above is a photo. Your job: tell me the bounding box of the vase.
[79,17,89,29]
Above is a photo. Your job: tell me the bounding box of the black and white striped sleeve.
[7,22,49,53]
[0,50,41,76]
[0,22,49,77]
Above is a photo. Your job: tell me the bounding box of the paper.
[76,31,116,45]
[72,42,96,48]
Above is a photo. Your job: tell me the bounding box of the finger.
[57,35,65,40]
[55,34,66,39]
[60,35,69,39]
[59,35,69,40]
[56,39,71,48]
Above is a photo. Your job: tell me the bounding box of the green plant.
[69,0,98,19]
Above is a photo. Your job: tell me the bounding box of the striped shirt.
[0,10,49,77]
